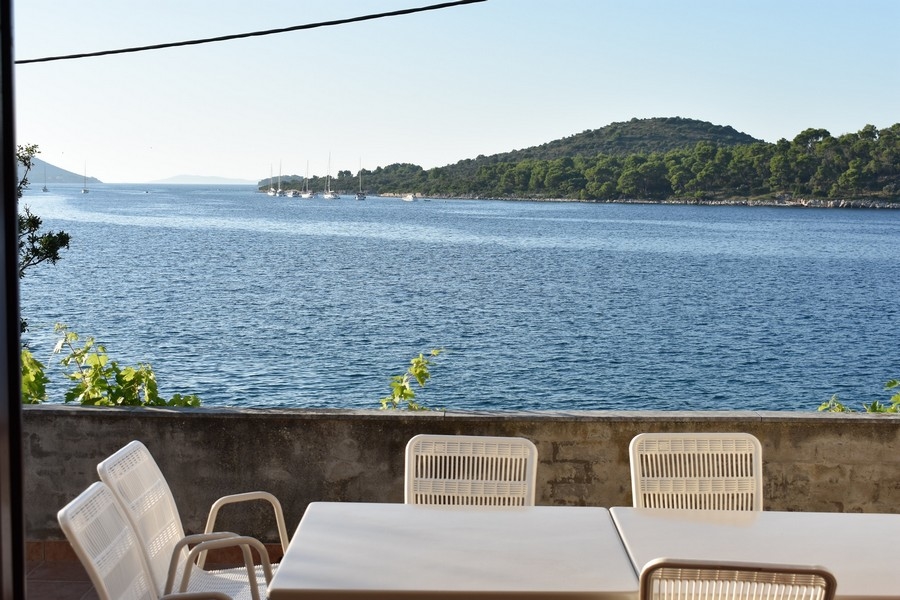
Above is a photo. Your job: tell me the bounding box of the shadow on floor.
[26,561,97,600]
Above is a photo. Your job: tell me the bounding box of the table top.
[610,507,900,600]
[268,502,639,599]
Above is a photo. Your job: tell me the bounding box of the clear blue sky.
[13,0,900,183]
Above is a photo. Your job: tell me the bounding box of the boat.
[301,161,316,198]
[81,164,89,194]
[276,162,285,197]
[322,154,339,199]
[266,166,276,196]
[356,160,366,200]
[402,193,415,202]
[41,167,48,192]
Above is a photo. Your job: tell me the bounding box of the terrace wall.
[22,406,900,553]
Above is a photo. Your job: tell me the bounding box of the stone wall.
[23,406,900,546]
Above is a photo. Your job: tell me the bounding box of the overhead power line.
[15,0,486,65]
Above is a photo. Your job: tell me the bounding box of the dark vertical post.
[0,0,24,596]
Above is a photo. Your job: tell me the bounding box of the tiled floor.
[26,560,98,600]
[25,545,280,599]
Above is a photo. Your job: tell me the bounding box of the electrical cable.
[15,0,486,65]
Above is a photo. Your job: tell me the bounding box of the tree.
[17,144,71,330]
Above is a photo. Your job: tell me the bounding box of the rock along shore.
[400,194,900,209]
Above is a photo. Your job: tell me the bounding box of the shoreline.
[378,193,900,209]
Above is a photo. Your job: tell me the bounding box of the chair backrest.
[639,557,837,600]
[58,481,159,600]
[97,440,188,594]
[629,432,763,510]
[404,434,538,506]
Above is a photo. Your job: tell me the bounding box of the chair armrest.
[160,593,232,600]
[165,532,240,594]
[200,491,289,565]
[175,536,273,600]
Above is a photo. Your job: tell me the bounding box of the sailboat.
[355,159,366,201]
[322,154,339,199]
[300,161,316,198]
[276,162,285,197]
[266,166,277,196]
[81,164,89,194]
[286,162,299,197]
[41,167,48,192]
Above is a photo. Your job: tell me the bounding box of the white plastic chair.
[639,557,837,600]
[405,434,538,506]
[58,481,236,600]
[629,432,763,510]
[97,440,288,600]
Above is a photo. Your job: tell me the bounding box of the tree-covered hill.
[488,117,761,164]
[432,117,761,182]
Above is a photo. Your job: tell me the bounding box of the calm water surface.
[19,184,900,411]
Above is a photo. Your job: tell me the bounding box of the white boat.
[322,154,339,199]
[356,160,366,200]
[81,164,89,194]
[276,162,285,197]
[267,166,276,196]
[301,161,316,198]
[402,193,415,202]
[286,189,298,198]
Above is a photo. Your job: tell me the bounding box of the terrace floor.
[24,542,278,599]
[26,560,97,600]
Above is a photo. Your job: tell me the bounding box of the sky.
[13,0,900,184]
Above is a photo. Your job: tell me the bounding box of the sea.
[17,183,900,412]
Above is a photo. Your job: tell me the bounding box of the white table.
[611,507,900,600]
[268,502,639,599]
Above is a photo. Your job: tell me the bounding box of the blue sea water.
[18,184,900,411]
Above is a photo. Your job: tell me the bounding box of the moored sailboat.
[356,160,366,200]
[301,160,316,198]
[276,162,285,197]
[322,154,339,199]
[267,165,276,196]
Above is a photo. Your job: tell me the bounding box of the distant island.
[18,160,257,187]
[259,117,900,208]
[151,174,256,185]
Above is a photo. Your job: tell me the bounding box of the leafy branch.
[21,324,201,407]
[16,143,71,332]
[380,349,444,411]
[818,379,900,413]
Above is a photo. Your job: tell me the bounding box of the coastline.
[379,193,900,209]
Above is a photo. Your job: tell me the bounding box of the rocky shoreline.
[385,193,900,209]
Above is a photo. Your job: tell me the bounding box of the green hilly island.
[263,117,900,207]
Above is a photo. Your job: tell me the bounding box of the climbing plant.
[380,349,444,411]
[819,379,900,413]
[21,323,201,407]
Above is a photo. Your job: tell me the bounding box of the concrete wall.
[23,406,900,546]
